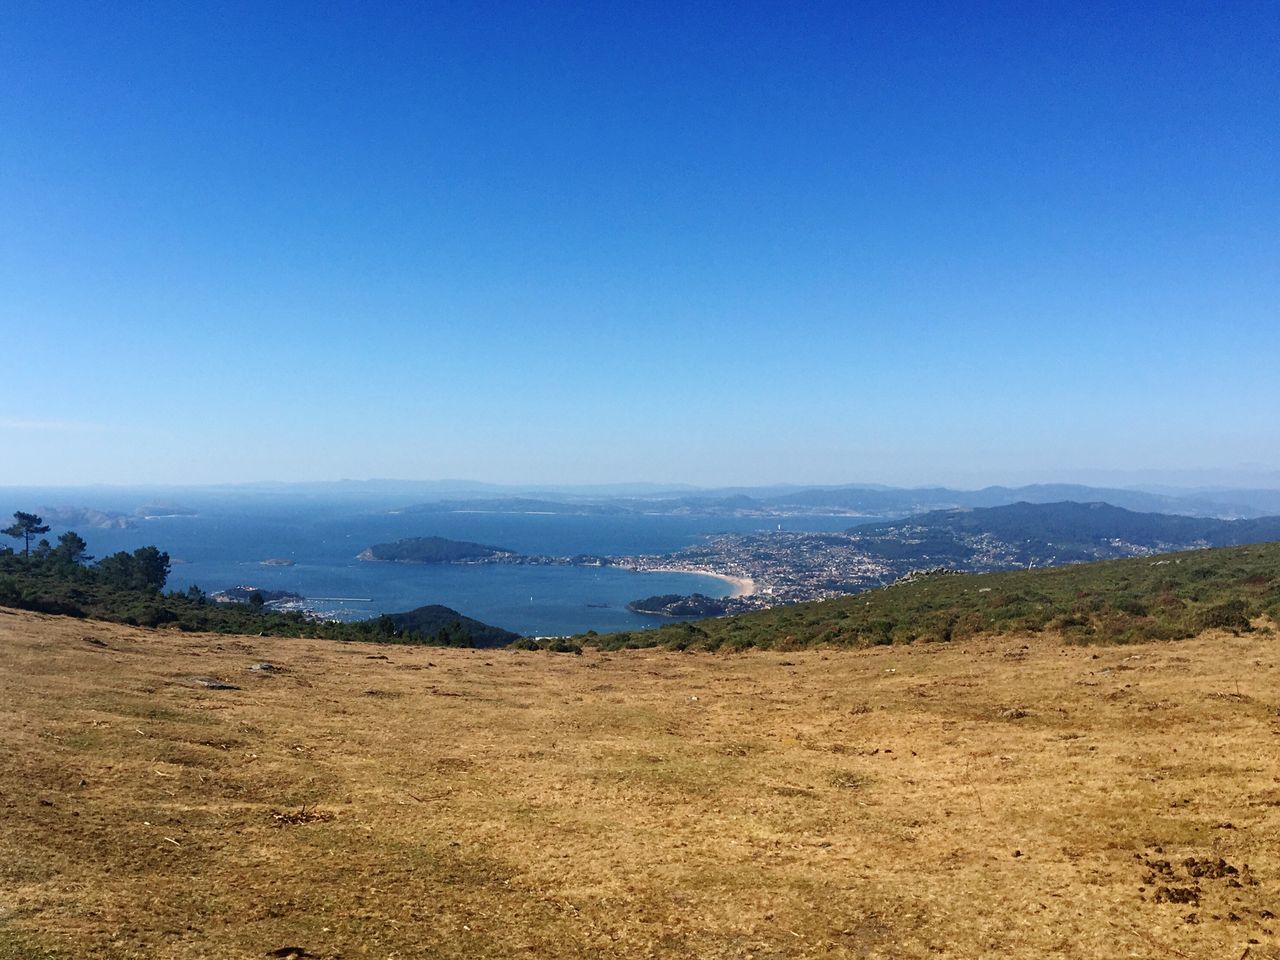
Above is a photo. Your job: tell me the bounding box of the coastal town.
[614,531,897,613]
[608,505,1225,617]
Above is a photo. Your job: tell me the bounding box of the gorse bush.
[1195,599,1253,633]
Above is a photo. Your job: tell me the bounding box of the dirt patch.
[271,805,336,827]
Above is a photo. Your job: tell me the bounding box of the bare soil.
[1,607,1278,959]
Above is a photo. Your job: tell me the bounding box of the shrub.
[1195,599,1252,633]
[543,638,583,655]
[1111,594,1149,617]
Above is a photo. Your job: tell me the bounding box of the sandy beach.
[643,565,757,598]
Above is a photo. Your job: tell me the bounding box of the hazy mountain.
[847,501,1280,566]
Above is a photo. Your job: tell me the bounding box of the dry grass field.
[1,606,1278,959]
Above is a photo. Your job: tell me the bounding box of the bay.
[2,494,866,636]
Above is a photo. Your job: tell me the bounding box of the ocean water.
[4,496,865,636]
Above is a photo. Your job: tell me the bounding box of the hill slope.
[586,540,1280,651]
[1,610,1276,959]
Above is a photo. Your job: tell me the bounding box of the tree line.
[3,511,170,592]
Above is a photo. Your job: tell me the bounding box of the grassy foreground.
[1,608,1278,959]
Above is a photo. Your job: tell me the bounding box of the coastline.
[641,565,757,598]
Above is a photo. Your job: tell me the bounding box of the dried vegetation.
[1,607,1278,958]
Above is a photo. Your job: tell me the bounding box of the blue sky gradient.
[1,1,1276,486]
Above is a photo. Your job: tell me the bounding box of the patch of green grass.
[0,925,64,960]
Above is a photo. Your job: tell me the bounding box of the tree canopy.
[53,531,91,565]
[3,512,51,557]
[95,545,171,593]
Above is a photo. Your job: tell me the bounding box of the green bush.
[1195,599,1252,633]
[543,638,583,655]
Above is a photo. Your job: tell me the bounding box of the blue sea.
[3,493,866,636]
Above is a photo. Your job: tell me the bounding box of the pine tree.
[3,512,51,557]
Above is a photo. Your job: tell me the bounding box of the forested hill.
[846,501,1280,564]
[387,605,520,648]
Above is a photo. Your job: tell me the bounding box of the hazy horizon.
[5,468,1280,497]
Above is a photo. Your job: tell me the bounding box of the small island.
[135,503,198,518]
[259,558,296,566]
[357,536,518,564]
[37,506,134,530]
[210,585,304,605]
[627,593,729,618]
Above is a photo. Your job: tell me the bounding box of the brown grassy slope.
[1,607,1278,960]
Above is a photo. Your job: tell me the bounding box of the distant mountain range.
[395,483,1280,520]
[764,483,1280,518]
[7,480,1280,527]
[846,501,1280,566]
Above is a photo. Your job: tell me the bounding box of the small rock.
[1153,885,1200,905]
[189,677,240,690]
[249,662,281,672]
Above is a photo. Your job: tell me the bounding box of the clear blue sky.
[1,1,1276,488]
